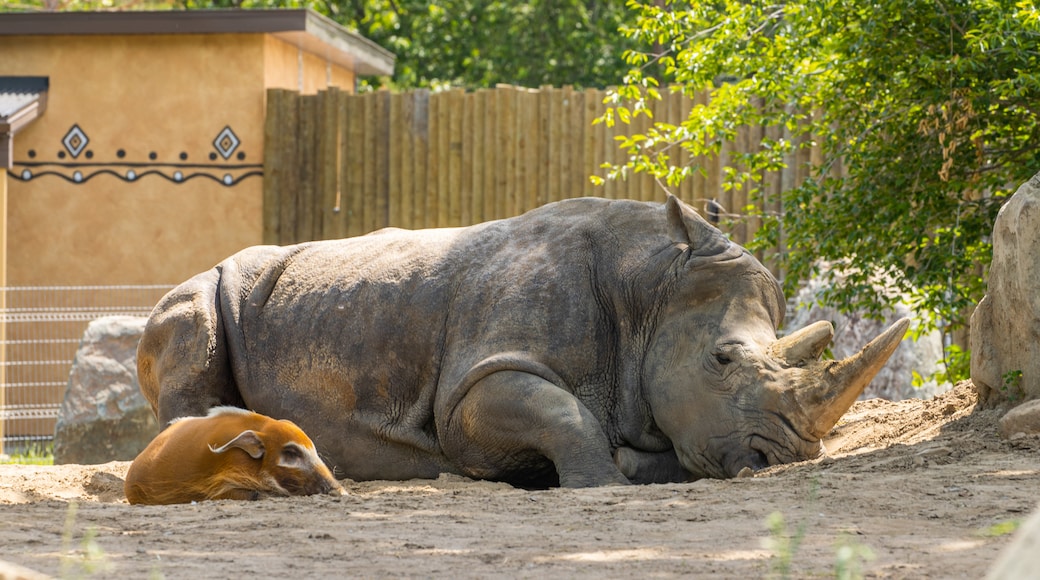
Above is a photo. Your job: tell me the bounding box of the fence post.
[447,89,464,227]
[389,91,404,228]
[479,88,495,223]
[0,168,6,454]
[344,93,365,237]
[264,89,298,245]
[320,87,343,240]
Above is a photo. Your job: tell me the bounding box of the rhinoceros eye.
[714,352,733,366]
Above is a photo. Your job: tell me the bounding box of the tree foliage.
[339,0,635,89]
[606,0,1040,353]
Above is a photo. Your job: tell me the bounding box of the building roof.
[0,9,395,77]
[0,77,48,170]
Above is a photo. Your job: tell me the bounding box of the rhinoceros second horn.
[772,320,834,366]
[798,317,911,438]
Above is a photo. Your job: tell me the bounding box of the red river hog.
[125,406,345,505]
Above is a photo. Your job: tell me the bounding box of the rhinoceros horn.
[786,318,911,439]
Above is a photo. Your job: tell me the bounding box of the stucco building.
[0,9,394,448]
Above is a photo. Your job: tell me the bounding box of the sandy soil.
[2,380,1038,579]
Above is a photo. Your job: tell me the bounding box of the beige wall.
[1,34,266,285]
[264,35,356,93]
[0,32,357,287]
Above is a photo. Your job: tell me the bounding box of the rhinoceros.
[138,195,908,488]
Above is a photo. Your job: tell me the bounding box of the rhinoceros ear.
[665,194,732,258]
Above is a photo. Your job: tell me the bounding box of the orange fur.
[125,407,344,505]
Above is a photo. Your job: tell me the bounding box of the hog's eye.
[281,445,303,460]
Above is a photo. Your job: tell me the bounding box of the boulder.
[53,316,158,465]
[998,399,1040,439]
[987,503,1040,580]
[0,559,51,580]
[971,172,1040,404]
[788,274,948,401]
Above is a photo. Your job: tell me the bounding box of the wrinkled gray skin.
[138,195,906,488]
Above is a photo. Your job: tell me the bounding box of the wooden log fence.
[263,85,823,271]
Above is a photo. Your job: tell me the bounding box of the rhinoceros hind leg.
[444,370,630,488]
[137,272,242,427]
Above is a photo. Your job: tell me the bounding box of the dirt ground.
[1,380,1038,579]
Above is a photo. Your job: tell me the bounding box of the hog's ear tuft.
[209,429,265,459]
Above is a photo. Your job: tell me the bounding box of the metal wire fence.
[0,285,174,452]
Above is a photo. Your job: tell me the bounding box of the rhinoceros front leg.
[443,370,630,488]
[613,447,694,484]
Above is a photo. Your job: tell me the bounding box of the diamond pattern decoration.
[62,125,89,159]
[212,126,240,160]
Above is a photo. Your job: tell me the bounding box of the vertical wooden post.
[675,88,693,203]
[539,85,554,207]
[412,90,429,229]
[583,88,600,198]
[691,89,708,209]
[468,90,486,226]
[389,91,404,229]
[361,93,378,233]
[0,168,6,455]
[446,89,464,227]
[550,86,566,203]
[460,90,475,226]
[436,90,453,226]
[345,93,365,237]
[565,86,583,201]
[395,91,414,229]
[426,92,441,227]
[263,89,300,245]
[496,85,517,219]
[603,89,615,199]
[319,87,342,240]
[374,90,391,230]
[763,122,784,277]
[480,89,496,222]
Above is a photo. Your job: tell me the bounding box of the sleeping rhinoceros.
[138,195,908,488]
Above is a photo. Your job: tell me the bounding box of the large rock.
[971,172,1040,404]
[788,274,948,401]
[53,316,158,465]
[987,502,1040,580]
[997,399,1040,439]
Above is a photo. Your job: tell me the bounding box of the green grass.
[1,442,55,465]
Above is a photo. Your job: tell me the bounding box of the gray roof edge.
[0,77,48,170]
[0,9,312,35]
[0,76,49,122]
[304,10,394,77]
[0,77,50,93]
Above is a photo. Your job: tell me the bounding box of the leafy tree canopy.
[338,0,636,89]
[606,0,1040,370]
